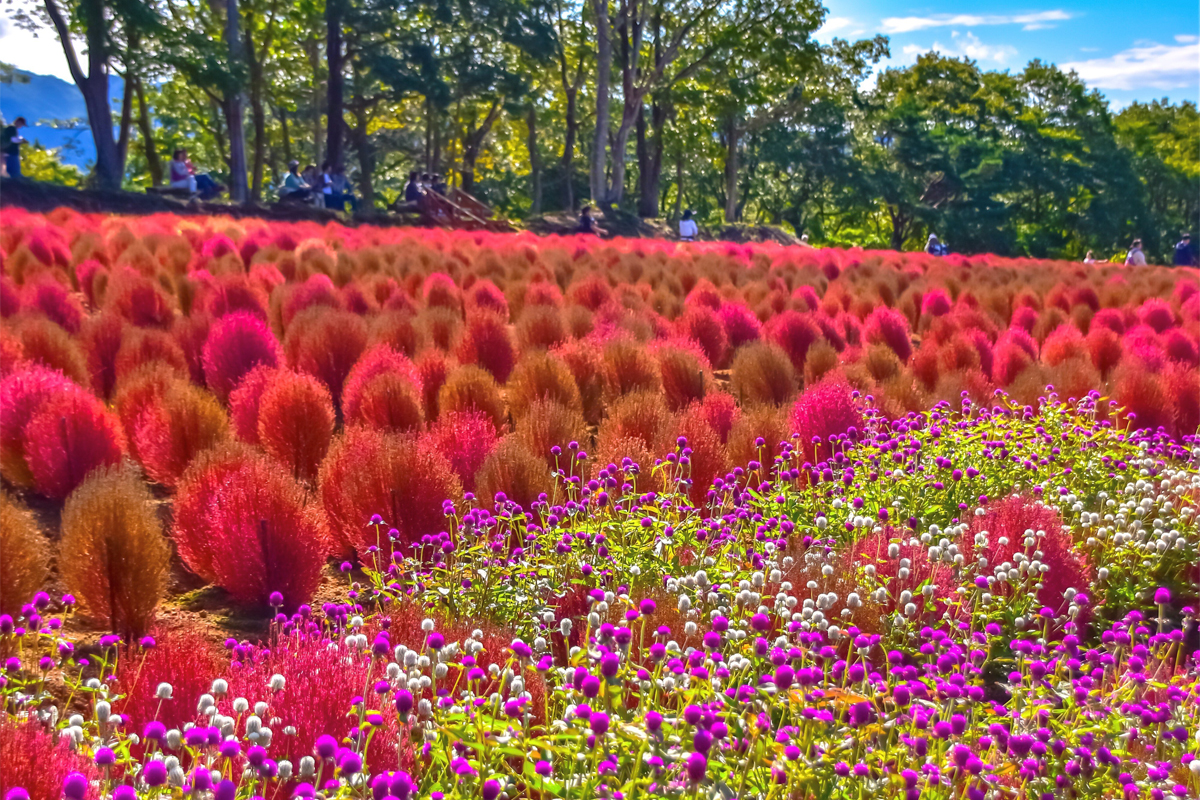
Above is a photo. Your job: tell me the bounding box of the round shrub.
[466,279,509,318]
[730,341,797,407]
[174,444,327,608]
[517,305,568,351]
[370,310,424,358]
[320,427,462,561]
[0,364,81,488]
[717,303,762,352]
[603,336,661,398]
[514,399,590,464]
[862,307,913,362]
[343,345,423,430]
[15,316,89,386]
[0,490,48,614]
[21,275,84,334]
[727,405,789,471]
[790,374,863,464]
[656,342,709,411]
[23,390,125,499]
[257,371,335,483]
[553,339,610,425]
[457,312,518,383]
[507,350,582,420]
[438,365,506,432]
[423,272,464,314]
[419,306,465,351]
[475,436,552,513]
[228,364,279,445]
[676,305,729,368]
[696,391,739,444]
[133,379,230,488]
[421,410,499,492]
[284,308,369,407]
[415,350,455,421]
[660,413,728,508]
[60,465,169,636]
[202,311,283,403]
[596,391,672,456]
[114,326,190,385]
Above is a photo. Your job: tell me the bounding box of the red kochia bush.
[133,379,230,487]
[766,310,823,373]
[0,365,80,487]
[21,275,84,333]
[676,305,730,368]
[228,364,278,444]
[424,272,464,314]
[457,312,518,383]
[202,311,283,403]
[863,307,913,362]
[467,279,509,318]
[79,312,126,399]
[320,426,462,561]
[23,390,126,499]
[342,345,424,430]
[717,303,763,351]
[697,391,740,444]
[421,410,499,491]
[174,444,326,608]
[790,373,862,464]
[284,308,369,407]
[1138,298,1176,333]
[963,495,1091,612]
[257,371,335,483]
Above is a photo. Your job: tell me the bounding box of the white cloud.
[881,10,1071,34]
[0,15,75,82]
[818,16,856,34]
[1175,34,1199,44]
[901,31,1019,65]
[1061,40,1200,90]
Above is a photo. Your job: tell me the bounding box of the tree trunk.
[115,73,134,175]
[349,65,375,212]
[325,0,344,168]
[45,0,122,191]
[461,102,500,196]
[527,103,542,215]
[307,37,323,169]
[635,104,648,214]
[672,149,683,219]
[278,104,292,166]
[561,85,577,211]
[723,118,739,223]
[135,80,162,187]
[225,0,248,203]
[245,3,268,200]
[589,0,611,207]
[638,100,665,218]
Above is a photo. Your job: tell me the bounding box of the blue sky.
[2,1,1197,108]
[815,0,1199,106]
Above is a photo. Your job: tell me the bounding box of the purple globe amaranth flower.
[94,746,116,766]
[686,752,708,782]
[482,780,502,800]
[315,734,338,760]
[62,773,88,800]
[113,788,136,800]
[143,759,168,786]
[395,689,414,715]
[427,632,445,650]
[1154,587,1171,605]
[339,752,362,775]
[214,780,237,800]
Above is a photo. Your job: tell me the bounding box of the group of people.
[169,149,224,199]
[1080,235,1195,267]
[279,161,358,213]
[389,171,449,213]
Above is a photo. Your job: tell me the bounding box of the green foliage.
[20,143,85,187]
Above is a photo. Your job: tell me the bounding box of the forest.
[5,0,1200,259]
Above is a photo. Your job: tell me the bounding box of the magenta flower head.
[315,734,338,759]
[214,779,237,800]
[5,789,30,800]
[219,740,240,760]
[640,599,657,616]
[94,746,116,766]
[293,784,316,798]
[427,632,445,650]
[1154,587,1171,605]
[395,689,414,715]
[482,780,502,800]
[535,761,552,777]
[62,773,88,800]
[113,787,136,800]
[139,636,156,649]
[339,752,362,775]
[143,720,167,741]
[686,752,708,783]
[143,760,168,786]
[269,592,284,607]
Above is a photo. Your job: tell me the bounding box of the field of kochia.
[0,207,1197,800]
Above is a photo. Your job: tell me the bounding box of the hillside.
[0,67,121,167]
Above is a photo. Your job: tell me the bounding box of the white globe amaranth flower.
[155,682,173,700]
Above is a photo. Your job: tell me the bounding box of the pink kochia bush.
[341,345,424,431]
[173,444,327,608]
[201,311,282,403]
[1,369,125,499]
[863,306,913,362]
[790,373,862,463]
[420,409,499,491]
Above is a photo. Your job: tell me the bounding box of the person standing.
[679,210,698,242]
[1125,239,1147,267]
[1173,233,1195,267]
[2,117,28,179]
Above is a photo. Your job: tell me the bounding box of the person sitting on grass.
[168,149,223,199]
[679,209,698,242]
[2,117,27,179]
[280,160,313,202]
[576,206,599,235]
[328,165,359,213]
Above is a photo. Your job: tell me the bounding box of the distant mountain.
[1,68,123,167]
